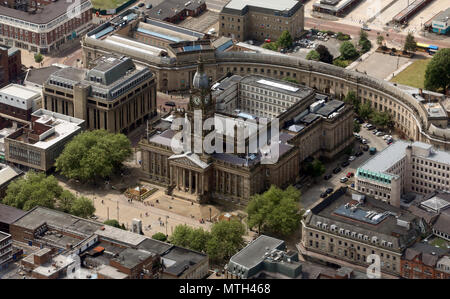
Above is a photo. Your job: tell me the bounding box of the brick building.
[147,0,207,23]
[0,45,21,86]
[0,84,41,122]
[401,242,449,279]
[0,0,93,53]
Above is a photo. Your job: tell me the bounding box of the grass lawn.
[91,0,130,10]
[390,58,430,89]
[429,237,448,250]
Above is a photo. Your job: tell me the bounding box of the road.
[299,123,389,210]
[305,17,450,49]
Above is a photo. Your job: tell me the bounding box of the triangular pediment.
[168,152,210,169]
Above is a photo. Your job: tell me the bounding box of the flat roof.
[240,75,314,98]
[0,203,26,225]
[433,7,450,23]
[0,0,90,24]
[0,166,22,188]
[95,225,147,247]
[113,248,154,269]
[0,84,40,100]
[97,265,128,279]
[225,0,299,12]
[358,140,410,173]
[25,66,62,87]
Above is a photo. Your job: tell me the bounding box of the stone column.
[182,168,186,191]
[189,170,193,194]
[169,165,173,185]
[195,172,199,194]
[202,173,206,194]
[234,174,238,196]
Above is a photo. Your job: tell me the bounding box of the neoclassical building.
[81,16,450,150]
[138,60,353,204]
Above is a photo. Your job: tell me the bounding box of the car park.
[340,177,348,183]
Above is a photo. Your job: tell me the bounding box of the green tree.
[58,190,76,213]
[34,53,43,64]
[277,30,293,49]
[70,196,95,218]
[358,102,373,120]
[103,219,126,229]
[337,32,350,41]
[377,35,384,47]
[188,227,210,252]
[360,39,372,54]
[152,232,168,242]
[169,225,194,248]
[359,28,368,44]
[316,45,334,64]
[306,159,326,178]
[3,172,63,210]
[354,121,361,133]
[371,111,393,130]
[246,185,302,236]
[55,130,132,182]
[333,59,349,68]
[424,48,450,93]
[340,41,359,60]
[344,90,360,109]
[306,50,320,61]
[403,33,417,53]
[262,42,278,51]
[206,220,246,263]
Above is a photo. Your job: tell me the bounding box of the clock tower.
[187,58,216,156]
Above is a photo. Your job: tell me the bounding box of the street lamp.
[165,216,169,236]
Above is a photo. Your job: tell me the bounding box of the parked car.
[369,147,377,155]
[387,140,393,145]
[346,172,354,178]
[165,101,176,107]
[376,132,384,136]
[138,3,144,7]
[355,151,363,157]
[320,192,328,198]
[324,174,332,180]
[348,156,356,162]
[340,177,348,183]
[326,187,333,194]
[372,130,378,134]
[367,125,376,130]
[362,145,369,151]
[333,167,341,174]
[341,161,350,167]
[361,139,368,144]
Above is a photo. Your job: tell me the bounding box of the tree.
[360,39,372,54]
[371,111,393,130]
[306,159,326,178]
[359,28,368,44]
[70,196,95,218]
[340,41,359,60]
[58,190,76,213]
[34,53,43,64]
[206,220,246,263]
[403,33,417,53]
[344,90,360,110]
[262,42,278,51]
[306,50,320,61]
[277,30,293,49]
[104,219,126,229]
[316,45,334,64]
[170,225,194,248]
[358,102,373,120]
[55,130,132,182]
[354,121,361,133]
[377,35,384,47]
[424,48,450,93]
[3,172,63,211]
[152,232,168,242]
[337,32,350,41]
[246,185,302,237]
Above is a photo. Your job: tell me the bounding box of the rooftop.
[161,246,207,277]
[0,230,10,241]
[306,188,421,250]
[224,0,300,12]
[0,0,90,24]
[0,165,22,188]
[95,225,147,247]
[97,264,128,279]
[25,65,62,87]
[147,0,205,21]
[112,248,155,269]
[0,84,40,100]
[403,242,449,266]
[433,7,450,23]
[240,75,314,98]
[358,140,410,174]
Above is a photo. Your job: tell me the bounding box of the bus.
[416,43,439,54]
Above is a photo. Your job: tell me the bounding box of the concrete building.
[0,165,22,200]
[42,55,157,134]
[10,206,209,279]
[356,141,450,208]
[219,0,304,42]
[0,231,12,270]
[401,242,449,279]
[300,188,425,277]
[0,45,21,87]
[4,108,85,171]
[139,62,353,204]
[431,8,450,35]
[0,84,41,122]
[147,0,207,23]
[312,0,364,17]
[0,0,93,53]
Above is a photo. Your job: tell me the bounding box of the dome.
[192,60,209,90]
